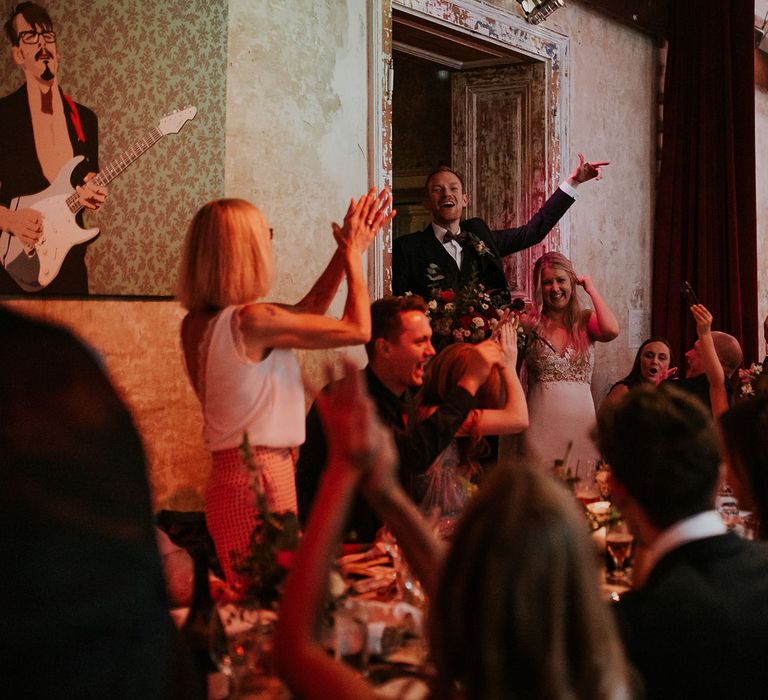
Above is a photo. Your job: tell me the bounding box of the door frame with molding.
[368,0,570,298]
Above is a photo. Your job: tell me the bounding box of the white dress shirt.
[643,510,727,577]
[432,223,463,267]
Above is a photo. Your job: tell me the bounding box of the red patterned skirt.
[205,446,297,584]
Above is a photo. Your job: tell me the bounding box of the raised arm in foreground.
[274,366,384,699]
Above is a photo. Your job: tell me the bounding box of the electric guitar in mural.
[0,105,197,292]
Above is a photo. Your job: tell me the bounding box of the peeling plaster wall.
[225,0,371,388]
[486,1,657,405]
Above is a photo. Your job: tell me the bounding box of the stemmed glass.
[605,520,634,585]
[209,604,279,698]
[574,459,600,505]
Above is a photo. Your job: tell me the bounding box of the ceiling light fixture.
[517,0,566,25]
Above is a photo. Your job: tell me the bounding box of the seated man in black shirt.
[295,295,499,542]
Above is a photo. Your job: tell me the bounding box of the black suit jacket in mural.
[392,187,575,300]
[0,84,99,295]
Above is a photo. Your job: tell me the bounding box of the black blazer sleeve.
[490,187,575,258]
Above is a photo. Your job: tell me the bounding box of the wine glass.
[210,604,279,698]
[574,459,600,506]
[605,521,634,585]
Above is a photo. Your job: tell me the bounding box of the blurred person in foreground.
[276,362,630,700]
[0,305,194,698]
[597,383,768,699]
[721,395,768,540]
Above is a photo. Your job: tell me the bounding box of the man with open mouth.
[392,153,608,302]
[0,1,107,296]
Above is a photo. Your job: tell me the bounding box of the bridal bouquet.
[424,279,526,353]
[738,362,765,398]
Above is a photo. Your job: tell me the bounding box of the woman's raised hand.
[690,303,713,337]
[576,275,596,295]
[332,186,395,254]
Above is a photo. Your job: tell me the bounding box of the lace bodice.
[524,335,594,384]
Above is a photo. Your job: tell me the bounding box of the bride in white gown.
[523,252,619,469]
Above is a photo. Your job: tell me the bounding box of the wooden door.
[452,62,552,301]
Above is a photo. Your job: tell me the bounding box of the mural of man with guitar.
[0,2,107,295]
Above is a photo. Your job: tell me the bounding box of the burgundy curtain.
[652,1,758,367]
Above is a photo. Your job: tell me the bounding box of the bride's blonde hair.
[530,251,590,356]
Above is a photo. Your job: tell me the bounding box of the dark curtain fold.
[652,0,758,366]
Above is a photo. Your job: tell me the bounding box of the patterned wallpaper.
[0,0,227,296]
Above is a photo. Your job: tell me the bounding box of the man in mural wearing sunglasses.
[0,2,107,295]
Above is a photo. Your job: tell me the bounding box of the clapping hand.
[332,186,395,254]
[496,313,519,367]
[568,152,610,184]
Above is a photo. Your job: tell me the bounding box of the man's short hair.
[4,2,53,46]
[596,383,720,529]
[423,165,465,197]
[365,295,427,360]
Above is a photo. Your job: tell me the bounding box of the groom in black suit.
[392,153,607,299]
[597,384,768,699]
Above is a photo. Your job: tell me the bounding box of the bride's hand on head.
[576,275,596,296]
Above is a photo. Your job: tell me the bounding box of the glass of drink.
[574,459,600,506]
[605,521,634,585]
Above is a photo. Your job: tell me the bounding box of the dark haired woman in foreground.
[275,363,630,699]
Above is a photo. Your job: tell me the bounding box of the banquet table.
[172,541,432,699]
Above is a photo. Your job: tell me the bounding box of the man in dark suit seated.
[295,295,499,542]
[596,384,768,699]
[392,153,608,299]
[667,329,742,412]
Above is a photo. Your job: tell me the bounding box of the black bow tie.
[443,230,467,245]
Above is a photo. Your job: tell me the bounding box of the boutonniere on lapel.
[464,230,492,257]
[426,262,445,287]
